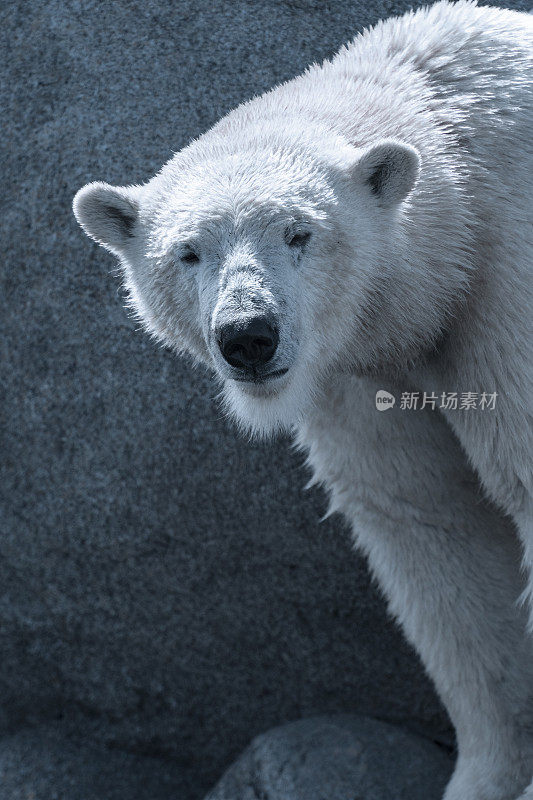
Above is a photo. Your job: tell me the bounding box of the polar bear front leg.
[300,375,533,799]
[444,757,532,800]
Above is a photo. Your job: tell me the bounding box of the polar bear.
[73,2,533,797]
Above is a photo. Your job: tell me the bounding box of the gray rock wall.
[2,1,527,798]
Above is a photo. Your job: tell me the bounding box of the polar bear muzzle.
[216,316,280,375]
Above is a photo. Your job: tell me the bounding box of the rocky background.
[1,1,527,797]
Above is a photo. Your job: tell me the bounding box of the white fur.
[298,374,533,800]
[73,2,533,796]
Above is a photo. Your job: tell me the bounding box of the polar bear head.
[74,130,469,436]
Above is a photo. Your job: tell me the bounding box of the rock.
[0,722,184,800]
[205,715,453,800]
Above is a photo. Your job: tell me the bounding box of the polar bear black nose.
[217,317,279,370]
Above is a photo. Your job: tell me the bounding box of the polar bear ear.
[73,182,142,256]
[352,140,420,207]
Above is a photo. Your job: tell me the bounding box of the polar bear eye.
[286,229,311,249]
[180,247,200,265]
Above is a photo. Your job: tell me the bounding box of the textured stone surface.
[0,723,186,800]
[205,715,453,800]
[1,0,528,798]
